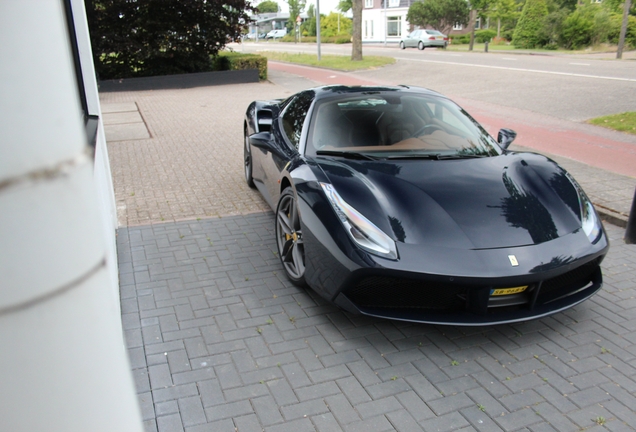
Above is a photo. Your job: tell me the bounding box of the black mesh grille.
[344,259,601,316]
[538,260,600,303]
[345,277,468,311]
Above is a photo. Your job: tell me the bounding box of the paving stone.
[344,415,394,432]
[177,396,206,427]
[280,399,329,421]
[204,400,253,422]
[356,396,403,419]
[252,395,284,426]
[312,412,341,432]
[156,413,184,432]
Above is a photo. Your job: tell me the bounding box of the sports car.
[243,85,609,325]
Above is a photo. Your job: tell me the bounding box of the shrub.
[560,9,594,49]
[87,0,254,80]
[538,9,568,47]
[450,34,471,44]
[475,29,497,43]
[213,52,268,80]
[512,0,549,48]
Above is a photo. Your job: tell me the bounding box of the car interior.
[311,96,477,153]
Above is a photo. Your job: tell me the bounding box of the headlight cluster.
[567,173,602,243]
[320,183,398,260]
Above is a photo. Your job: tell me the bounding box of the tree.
[512,0,549,48]
[86,0,255,79]
[488,0,518,38]
[302,4,317,36]
[338,0,353,13]
[351,0,363,60]
[406,0,470,36]
[257,0,279,13]
[321,12,353,36]
[468,0,492,50]
[286,0,306,33]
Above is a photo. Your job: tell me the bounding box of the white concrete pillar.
[0,2,143,431]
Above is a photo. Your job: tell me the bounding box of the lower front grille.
[344,277,468,312]
[344,259,602,318]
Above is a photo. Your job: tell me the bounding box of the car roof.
[309,85,446,101]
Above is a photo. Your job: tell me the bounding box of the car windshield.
[307,92,502,159]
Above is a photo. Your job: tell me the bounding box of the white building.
[361,0,413,44]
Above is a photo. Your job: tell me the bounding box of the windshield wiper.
[384,153,442,160]
[315,150,380,161]
[436,154,489,159]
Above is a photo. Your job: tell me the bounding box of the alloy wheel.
[276,189,305,283]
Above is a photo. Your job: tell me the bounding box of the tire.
[418,41,425,50]
[244,128,255,188]
[399,41,405,50]
[275,188,306,286]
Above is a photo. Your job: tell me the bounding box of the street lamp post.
[316,0,321,61]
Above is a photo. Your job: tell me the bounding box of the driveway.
[101,70,636,432]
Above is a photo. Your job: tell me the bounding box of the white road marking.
[570,62,591,66]
[393,56,636,82]
[501,57,517,61]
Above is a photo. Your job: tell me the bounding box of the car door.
[405,30,418,48]
[264,90,315,205]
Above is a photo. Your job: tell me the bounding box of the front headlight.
[320,183,398,260]
[567,173,602,243]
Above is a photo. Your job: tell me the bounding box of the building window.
[387,16,401,37]
[475,17,480,29]
[453,23,463,31]
[389,0,400,6]
[365,0,373,7]
[364,20,374,38]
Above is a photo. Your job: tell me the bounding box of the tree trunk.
[617,0,632,59]
[468,9,476,51]
[351,0,363,61]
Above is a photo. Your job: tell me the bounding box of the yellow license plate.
[491,286,528,296]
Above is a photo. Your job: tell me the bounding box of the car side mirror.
[497,128,517,149]
[249,131,273,150]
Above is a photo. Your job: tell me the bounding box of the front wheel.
[244,129,255,188]
[275,188,306,286]
[418,41,425,50]
[399,41,405,50]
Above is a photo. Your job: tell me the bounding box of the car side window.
[281,91,315,150]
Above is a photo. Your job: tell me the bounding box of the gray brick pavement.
[118,214,636,432]
[103,68,636,431]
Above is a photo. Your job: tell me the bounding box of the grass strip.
[259,51,395,71]
[588,112,636,135]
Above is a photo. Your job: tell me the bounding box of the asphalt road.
[234,42,636,122]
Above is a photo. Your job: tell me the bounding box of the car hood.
[314,153,583,250]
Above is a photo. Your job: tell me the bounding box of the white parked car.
[266,29,287,39]
[400,29,449,50]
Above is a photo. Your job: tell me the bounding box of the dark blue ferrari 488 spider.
[243,85,609,325]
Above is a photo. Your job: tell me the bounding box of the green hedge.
[475,29,497,43]
[450,34,471,44]
[212,52,267,80]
